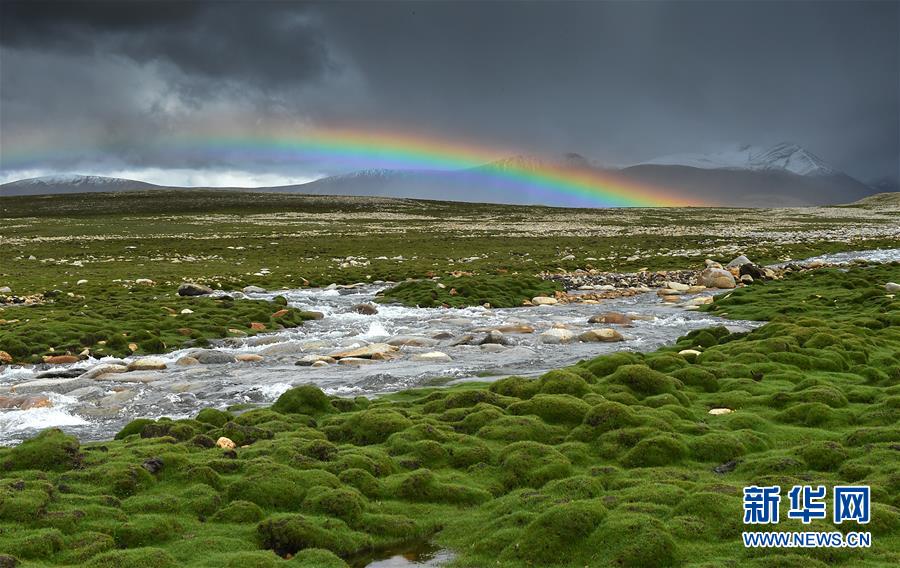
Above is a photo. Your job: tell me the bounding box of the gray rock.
[725,255,752,269]
[259,342,307,356]
[478,330,511,346]
[177,283,213,297]
[479,343,507,353]
[188,350,237,364]
[698,268,736,289]
[0,286,11,294]
[36,368,89,379]
[449,334,475,346]
[411,351,452,362]
[540,328,576,344]
[81,364,129,379]
[886,282,900,293]
[352,303,379,315]
[13,378,94,394]
[242,285,267,294]
[387,335,438,347]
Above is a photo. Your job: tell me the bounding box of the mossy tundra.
[0,264,897,566]
[0,285,319,363]
[378,274,561,308]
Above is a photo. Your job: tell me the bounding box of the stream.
[1,248,896,445]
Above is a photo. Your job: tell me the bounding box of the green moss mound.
[378,274,561,308]
[0,264,898,567]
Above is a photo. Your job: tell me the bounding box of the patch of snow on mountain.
[634,143,835,176]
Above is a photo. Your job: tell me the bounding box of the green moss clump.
[499,441,572,489]
[112,515,183,548]
[288,548,349,567]
[195,408,233,427]
[272,385,334,416]
[302,486,367,522]
[501,500,607,564]
[226,463,340,510]
[536,369,591,396]
[799,440,849,471]
[114,419,155,440]
[606,364,679,397]
[489,376,540,399]
[621,435,687,468]
[378,274,561,308]
[688,432,747,462]
[584,513,677,567]
[1,428,81,471]
[507,394,591,424]
[256,513,371,557]
[211,500,265,523]
[582,351,643,379]
[325,408,413,445]
[87,547,178,568]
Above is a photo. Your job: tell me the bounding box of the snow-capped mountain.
[632,143,835,176]
[0,144,883,206]
[0,174,159,196]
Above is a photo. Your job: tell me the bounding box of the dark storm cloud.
[0,0,333,87]
[1,0,897,183]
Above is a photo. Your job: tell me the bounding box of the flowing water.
[1,248,896,445]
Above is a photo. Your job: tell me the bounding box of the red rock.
[0,350,12,364]
[42,355,80,365]
[272,309,290,318]
[250,322,266,331]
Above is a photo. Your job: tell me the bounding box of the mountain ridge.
[0,143,881,206]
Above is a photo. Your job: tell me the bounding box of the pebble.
[295,355,337,366]
[178,283,214,296]
[708,408,734,415]
[242,285,267,294]
[82,364,129,379]
[578,328,625,342]
[175,356,200,366]
[216,437,236,449]
[338,357,378,366]
[411,351,453,362]
[127,357,168,371]
[387,336,439,347]
[188,350,237,364]
[352,303,379,315]
[588,312,632,325]
[135,279,155,286]
[236,354,264,362]
[479,343,507,353]
[329,343,398,359]
[698,267,736,289]
[540,328,576,344]
[311,360,330,368]
[886,282,900,293]
[666,282,691,292]
[531,296,558,305]
[0,395,52,410]
[42,355,80,365]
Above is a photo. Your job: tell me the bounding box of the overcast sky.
[1,0,897,186]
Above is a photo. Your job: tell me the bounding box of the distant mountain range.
[0,143,885,207]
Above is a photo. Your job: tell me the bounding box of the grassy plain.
[0,263,897,566]
[1,190,898,362]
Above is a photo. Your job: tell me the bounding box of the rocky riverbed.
[0,248,896,445]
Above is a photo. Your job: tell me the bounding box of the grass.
[0,264,898,566]
[0,285,319,363]
[377,274,562,308]
[1,190,897,361]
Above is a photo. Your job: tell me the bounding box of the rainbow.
[2,126,706,207]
